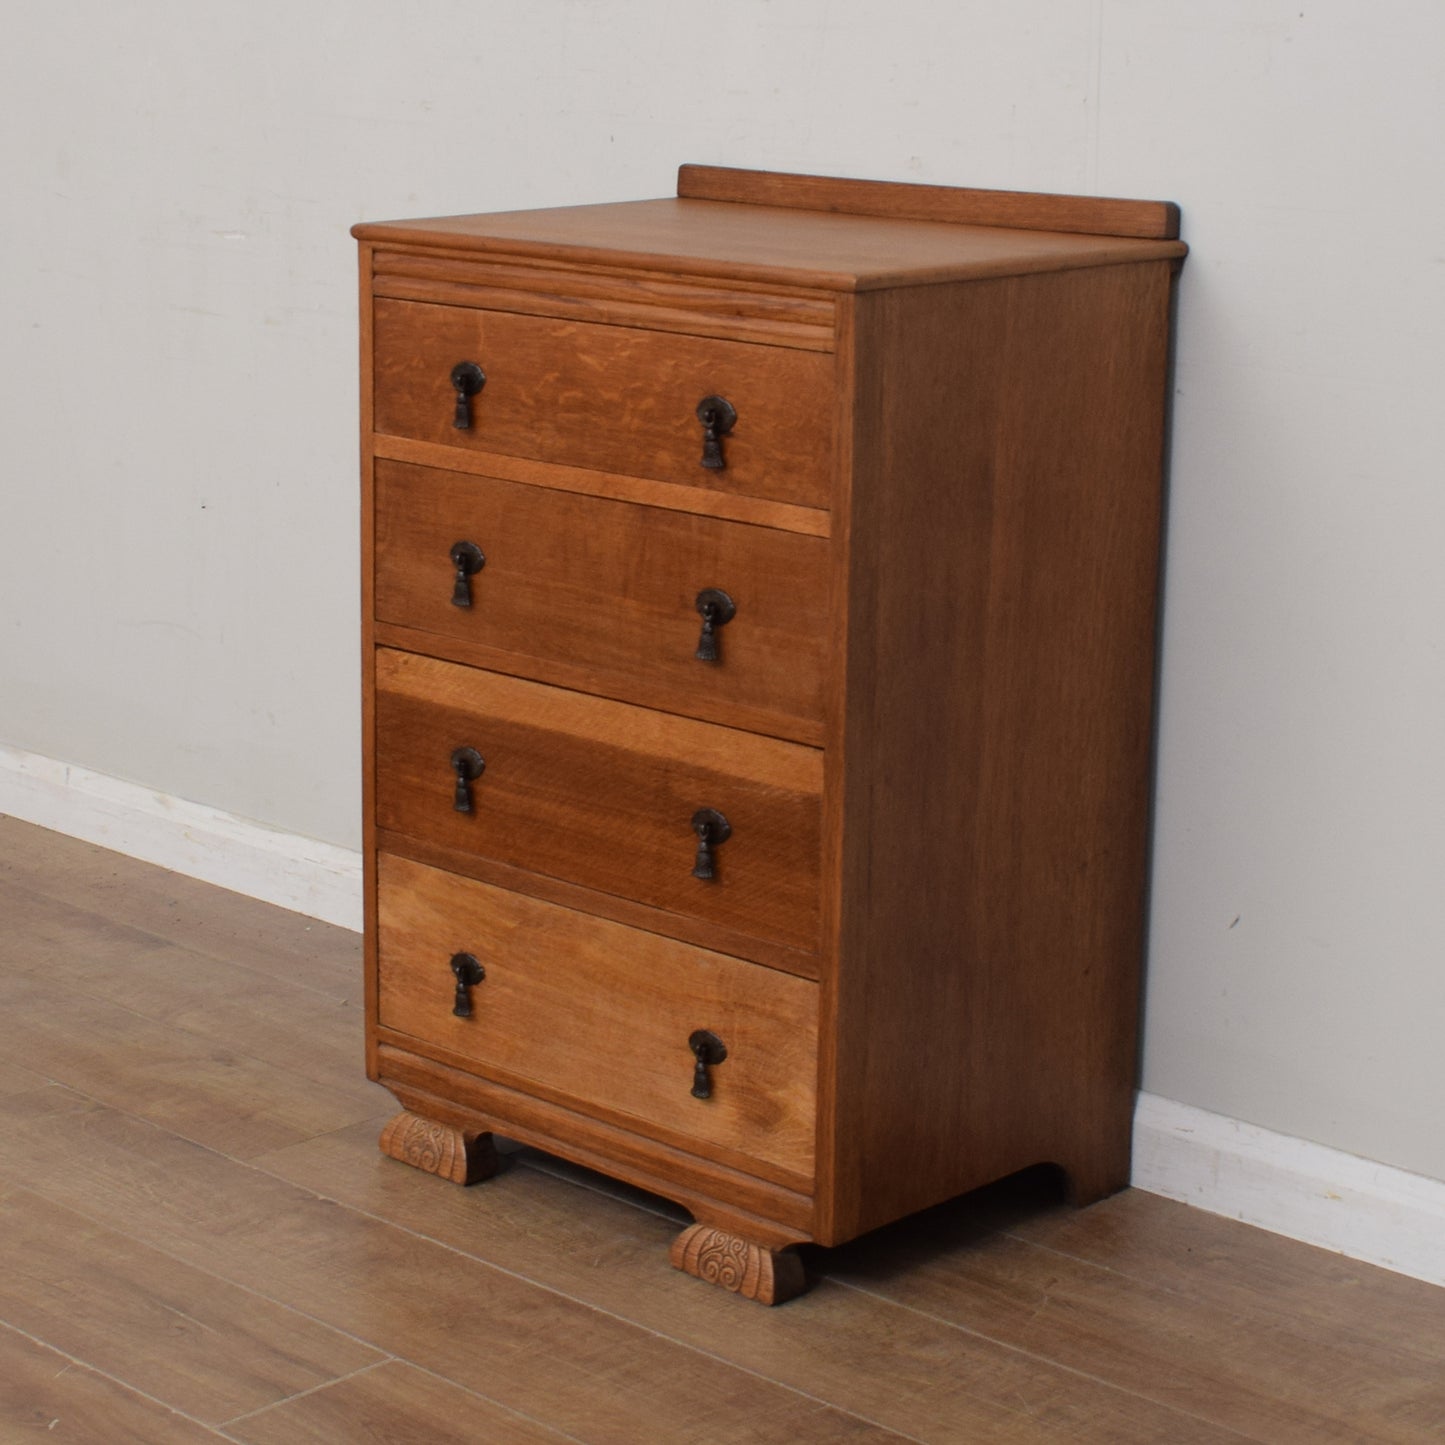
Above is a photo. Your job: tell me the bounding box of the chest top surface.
[353,164,1186,291]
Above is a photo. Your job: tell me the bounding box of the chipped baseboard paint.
[0,742,361,930]
[1133,1092,1445,1288]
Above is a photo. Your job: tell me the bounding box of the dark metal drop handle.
[693,588,736,663]
[450,541,485,608]
[451,747,485,813]
[450,952,485,1018]
[451,361,486,430]
[689,1029,728,1099]
[691,808,731,880]
[695,395,737,470]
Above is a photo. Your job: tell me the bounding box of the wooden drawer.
[374,459,830,739]
[371,298,834,510]
[376,854,818,1181]
[373,649,823,955]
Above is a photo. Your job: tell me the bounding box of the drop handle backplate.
[689,1029,728,1099]
[695,395,736,469]
[450,747,485,813]
[449,541,485,608]
[450,952,485,1017]
[450,361,486,429]
[693,588,736,663]
[691,808,731,880]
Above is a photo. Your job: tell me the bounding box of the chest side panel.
[823,261,1176,1243]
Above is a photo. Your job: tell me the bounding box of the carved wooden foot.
[669,1223,807,1305]
[378,1110,498,1185]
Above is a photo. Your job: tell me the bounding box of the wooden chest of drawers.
[353,166,1186,1303]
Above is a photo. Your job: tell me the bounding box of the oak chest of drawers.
[353,165,1186,1303]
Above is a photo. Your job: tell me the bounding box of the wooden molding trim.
[1132,1092,1445,1287]
[370,246,837,351]
[677,164,1182,241]
[369,435,832,540]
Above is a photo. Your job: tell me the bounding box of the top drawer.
[371,299,835,510]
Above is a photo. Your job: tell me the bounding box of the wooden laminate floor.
[0,816,1441,1444]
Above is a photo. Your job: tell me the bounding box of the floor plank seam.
[10,822,1443,1443]
[819,1276,1269,1444]
[399,1358,599,1445]
[0,1117,408,1368]
[993,1224,1445,1397]
[0,1316,229,1439]
[1,1161,578,1441]
[241,1153,924,1444]
[996,1227,1210,1298]
[11,1093,1435,1442]
[216,1357,394,1430]
[0,868,361,1007]
[215,1354,594,1445]
[8,1085,1258,1444]
[245,1110,399,1163]
[1,1098,903,1445]
[46,984,359,1073]
[1,1069,384,1179]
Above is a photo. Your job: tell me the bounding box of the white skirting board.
[1132,1092,1445,1287]
[1,742,1441,1287]
[0,741,362,930]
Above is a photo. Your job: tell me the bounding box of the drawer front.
[374,649,822,955]
[372,298,834,510]
[374,459,830,736]
[376,854,818,1180]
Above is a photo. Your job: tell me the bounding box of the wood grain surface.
[371,245,838,350]
[372,433,832,536]
[677,163,1183,240]
[376,1054,817,1228]
[359,173,1189,1295]
[0,1323,222,1444]
[372,824,820,980]
[371,297,835,508]
[373,650,824,955]
[224,1361,574,1445]
[2,821,1441,1443]
[0,1183,379,1426]
[373,457,831,741]
[376,854,819,1180]
[353,199,1186,292]
[821,260,1175,1243]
